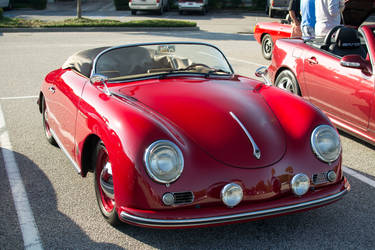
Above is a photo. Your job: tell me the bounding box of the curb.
[0,26,200,33]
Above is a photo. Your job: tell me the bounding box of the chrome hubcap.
[264,39,272,54]
[100,162,114,200]
[277,77,296,93]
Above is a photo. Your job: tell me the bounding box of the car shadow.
[112,174,375,249]
[339,130,375,150]
[0,148,122,249]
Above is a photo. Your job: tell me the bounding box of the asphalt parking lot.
[1,4,375,250]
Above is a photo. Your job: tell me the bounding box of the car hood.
[115,77,286,169]
[343,0,375,27]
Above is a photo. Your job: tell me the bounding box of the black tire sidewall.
[262,34,273,60]
[275,70,301,96]
[93,141,120,226]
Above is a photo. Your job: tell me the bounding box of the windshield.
[93,43,233,81]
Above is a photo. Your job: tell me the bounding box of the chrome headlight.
[311,125,341,163]
[144,140,184,184]
[291,173,310,196]
[221,183,243,207]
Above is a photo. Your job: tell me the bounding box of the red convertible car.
[254,18,292,60]
[38,42,349,228]
[254,0,374,60]
[268,3,375,145]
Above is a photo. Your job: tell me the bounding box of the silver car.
[129,0,169,15]
[178,0,208,15]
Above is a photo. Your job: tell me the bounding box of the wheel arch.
[274,67,303,96]
[80,134,101,177]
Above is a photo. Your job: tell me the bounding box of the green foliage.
[229,0,242,8]
[0,8,3,20]
[31,0,47,10]
[252,0,266,9]
[13,0,46,9]
[114,0,129,10]
[0,17,197,28]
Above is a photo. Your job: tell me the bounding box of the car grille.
[173,192,194,204]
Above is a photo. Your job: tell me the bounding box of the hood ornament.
[230,112,261,160]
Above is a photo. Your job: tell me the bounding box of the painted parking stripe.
[0,95,38,100]
[227,57,266,67]
[0,104,43,250]
[343,166,375,188]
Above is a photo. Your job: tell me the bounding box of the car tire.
[131,10,137,15]
[94,141,120,226]
[42,97,58,146]
[261,34,273,60]
[275,70,301,96]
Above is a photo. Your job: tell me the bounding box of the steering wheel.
[323,25,342,48]
[183,63,211,70]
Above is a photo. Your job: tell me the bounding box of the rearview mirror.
[255,66,272,86]
[90,74,108,85]
[90,74,111,96]
[340,55,371,74]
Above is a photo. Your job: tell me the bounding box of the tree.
[77,0,82,19]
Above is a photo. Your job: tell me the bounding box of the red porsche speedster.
[268,3,375,145]
[38,42,349,228]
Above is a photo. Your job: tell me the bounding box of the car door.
[47,70,88,161]
[302,41,374,131]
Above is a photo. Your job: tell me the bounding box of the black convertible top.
[62,47,109,77]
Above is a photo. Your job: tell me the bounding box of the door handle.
[307,57,318,65]
[48,86,56,94]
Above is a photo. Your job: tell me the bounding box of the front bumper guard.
[120,184,350,228]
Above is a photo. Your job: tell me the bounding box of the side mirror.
[90,74,111,96]
[90,74,108,85]
[255,66,272,86]
[340,55,371,74]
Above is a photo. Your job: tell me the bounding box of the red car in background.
[254,18,292,60]
[268,1,375,145]
[254,0,374,60]
[38,42,349,228]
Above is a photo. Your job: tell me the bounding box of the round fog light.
[221,183,243,207]
[327,171,337,182]
[291,173,310,196]
[162,192,175,206]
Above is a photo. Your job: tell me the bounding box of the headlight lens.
[221,183,243,207]
[311,125,341,163]
[144,140,184,184]
[291,173,310,196]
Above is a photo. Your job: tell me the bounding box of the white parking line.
[0,95,38,100]
[227,57,266,67]
[0,104,43,250]
[343,166,375,188]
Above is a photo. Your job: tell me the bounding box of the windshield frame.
[90,42,234,83]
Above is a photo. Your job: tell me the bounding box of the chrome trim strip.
[50,129,81,174]
[120,188,349,227]
[229,112,261,160]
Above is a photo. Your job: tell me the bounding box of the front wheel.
[261,34,273,60]
[275,70,301,96]
[94,141,120,226]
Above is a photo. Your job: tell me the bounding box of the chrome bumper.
[120,186,349,228]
